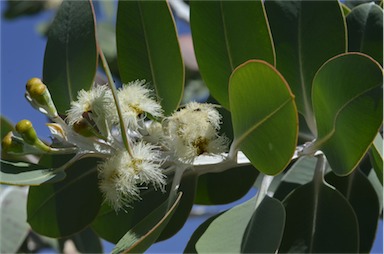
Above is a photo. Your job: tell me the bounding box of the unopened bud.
[15,120,37,144]
[25,77,58,118]
[1,132,23,153]
[72,119,95,137]
[26,78,46,104]
[15,120,50,152]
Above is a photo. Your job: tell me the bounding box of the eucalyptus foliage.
[1,0,382,253]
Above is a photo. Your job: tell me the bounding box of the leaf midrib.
[138,2,158,98]
[314,83,381,148]
[234,97,294,149]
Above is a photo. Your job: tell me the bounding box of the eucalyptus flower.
[66,85,116,137]
[165,102,229,163]
[98,141,166,211]
[109,80,163,131]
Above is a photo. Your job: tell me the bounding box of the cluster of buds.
[2,78,229,211]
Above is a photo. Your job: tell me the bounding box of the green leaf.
[280,180,359,253]
[0,186,29,253]
[111,192,182,254]
[27,158,102,238]
[1,116,14,139]
[3,0,45,19]
[325,170,381,253]
[59,227,103,254]
[310,53,383,175]
[92,173,196,243]
[241,196,285,253]
[369,133,383,184]
[194,164,258,205]
[0,159,66,186]
[190,0,275,109]
[273,156,317,201]
[116,0,184,115]
[157,173,197,241]
[264,0,346,133]
[347,2,383,65]
[229,60,298,175]
[195,197,255,253]
[184,212,224,254]
[43,0,98,114]
[341,3,352,16]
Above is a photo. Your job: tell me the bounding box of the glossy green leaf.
[190,0,275,108]
[92,173,196,243]
[229,60,298,175]
[370,133,383,184]
[280,180,359,253]
[116,0,184,115]
[195,197,255,252]
[27,158,102,238]
[194,164,258,205]
[311,53,383,175]
[0,159,66,186]
[241,196,285,253]
[325,170,381,253]
[264,0,346,133]
[111,192,182,254]
[43,0,97,114]
[347,2,383,65]
[0,186,29,253]
[59,227,103,254]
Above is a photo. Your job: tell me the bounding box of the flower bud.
[25,77,58,118]
[72,119,97,137]
[1,132,23,153]
[15,120,50,152]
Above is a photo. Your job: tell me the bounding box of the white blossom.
[108,80,163,131]
[98,141,166,211]
[165,102,229,162]
[66,85,116,137]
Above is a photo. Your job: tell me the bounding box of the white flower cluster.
[25,79,228,211]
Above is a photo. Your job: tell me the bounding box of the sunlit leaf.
[43,0,98,114]
[347,2,383,65]
[111,192,182,254]
[0,159,66,186]
[116,0,184,115]
[229,60,298,175]
[241,196,285,253]
[310,53,383,175]
[264,0,346,133]
[190,0,275,108]
[326,170,380,253]
[280,179,359,253]
[27,158,102,237]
